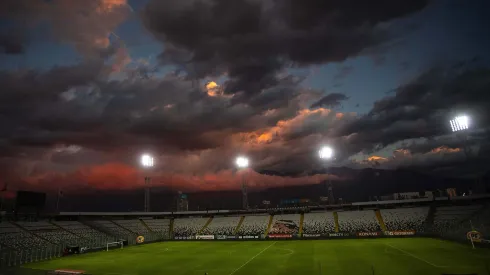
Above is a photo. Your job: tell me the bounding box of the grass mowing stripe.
[228,241,277,275]
[384,243,443,268]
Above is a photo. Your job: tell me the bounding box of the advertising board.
[239,236,259,239]
[385,231,416,236]
[268,234,292,239]
[328,232,350,237]
[216,235,227,240]
[302,234,321,238]
[196,235,215,240]
[357,232,381,237]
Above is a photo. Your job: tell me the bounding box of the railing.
[0,231,168,269]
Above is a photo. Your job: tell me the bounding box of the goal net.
[106,241,124,251]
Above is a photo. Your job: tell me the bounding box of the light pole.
[141,154,154,212]
[235,156,249,210]
[319,146,335,205]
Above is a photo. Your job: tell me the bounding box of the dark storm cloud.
[336,64,490,157]
[0,60,310,156]
[1,0,130,58]
[311,93,349,109]
[142,0,429,96]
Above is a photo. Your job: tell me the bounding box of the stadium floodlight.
[140,154,154,212]
[450,115,470,132]
[235,156,250,210]
[319,146,334,160]
[235,156,249,168]
[141,154,154,167]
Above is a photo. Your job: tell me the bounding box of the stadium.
[1,193,489,275]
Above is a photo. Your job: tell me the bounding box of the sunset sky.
[1,0,490,196]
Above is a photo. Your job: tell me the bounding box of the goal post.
[106,241,124,251]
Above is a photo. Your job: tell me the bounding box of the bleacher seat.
[433,205,482,233]
[143,219,170,236]
[112,220,149,235]
[381,207,428,232]
[302,212,335,234]
[440,203,490,241]
[236,215,269,236]
[337,210,380,232]
[92,220,135,237]
[201,216,240,235]
[173,217,208,237]
[17,221,81,246]
[0,222,48,249]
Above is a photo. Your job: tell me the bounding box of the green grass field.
[24,238,490,275]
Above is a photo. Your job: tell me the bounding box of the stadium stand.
[236,215,269,236]
[54,221,111,242]
[268,214,301,235]
[302,211,336,234]
[0,222,48,249]
[112,220,149,235]
[92,220,135,238]
[16,221,81,246]
[143,219,170,236]
[439,203,490,242]
[173,217,208,237]
[200,216,241,235]
[432,205,482,233]
[337,210,381,232]
[381,207,429,232]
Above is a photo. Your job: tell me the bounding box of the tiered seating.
[302,212,335,234]
[237,215,269,236]
[92,220,134,237]
[54,221,110,241]
[381,207,428,232]
[0,222,47,249]
[201,216,240,235]
[441,204,490,240]
[268,214,300,235]
[17,221,80,246]
[337,210,380,232]
[144,219,170,235]
[173,217,208,237]
[433,205,482,233]
[112,220,149,235]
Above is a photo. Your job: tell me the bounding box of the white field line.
[384,243,444,268]
[276,247,294,255]
[229,241,277,275]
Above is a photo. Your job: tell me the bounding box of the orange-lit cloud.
[429,146,461,154]
[18,162,338,193]
[206,81,219,96]
[241,108,354,145]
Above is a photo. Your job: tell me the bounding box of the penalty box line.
[229,241,277,275]
[384,243,445,268]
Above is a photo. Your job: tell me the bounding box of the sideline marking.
[384,243,443,268]
[229,241,277,275]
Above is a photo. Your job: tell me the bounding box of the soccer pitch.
[24,238,490,275]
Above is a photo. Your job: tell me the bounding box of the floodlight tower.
[319,146,335,205]
[235,156,250,210]
[141,154,154,212]
[449,115,471,158]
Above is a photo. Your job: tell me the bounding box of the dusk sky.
[1,0,490,196]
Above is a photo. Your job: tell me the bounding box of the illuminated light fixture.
[235,156,249,168]
[319,146,334,160]
[450,115,469,132]
[141,154,154,167]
